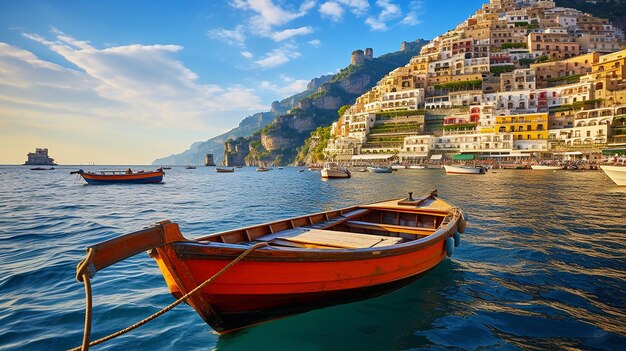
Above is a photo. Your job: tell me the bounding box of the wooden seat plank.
[345,220,435,236]
[256,227,403,249]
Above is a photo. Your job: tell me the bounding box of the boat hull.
[321,169,350,178]
[81,171,164,184]
[156,236,447,333]
[444,165,485,174]
[600,165,626,186]
[367,167,393,173]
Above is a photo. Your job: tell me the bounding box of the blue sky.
[0,0,484,164]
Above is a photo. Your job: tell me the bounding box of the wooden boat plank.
[258,227,403,249]
[308,208,372,229]
[344,220,435,236]
[363,198,452,213]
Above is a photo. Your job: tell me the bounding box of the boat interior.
[196,194,453,250]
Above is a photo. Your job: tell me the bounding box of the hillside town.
[325,0,626,166]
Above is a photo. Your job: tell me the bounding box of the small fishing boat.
[297,169,305,172]
[216,167,235,173]
[530,165,563,170]
[368,166,393,173]
[30,167,54,171]
[256,167,270,172]
[162,167,172,170]
[185,165,197,169]
[391,164,406,170]
[321,162,351,179]
[443,165,486,174]
[600,165,626,186]
[408,165,426,169]
[73,190,465,337]
[70,168,164,184]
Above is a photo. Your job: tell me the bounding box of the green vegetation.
[490,65,516,75]
[518,58,536,67]
[294,125,332,165]
[443,123,477,131]
[547,74,584,85]
[375,109,426,118]
[368,123,423,134]
[501,42,527,49]
[433,79,482,91]
[549,99,604,112]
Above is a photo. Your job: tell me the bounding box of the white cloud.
[2,30,265,133]
[254,44,301,68]
[233,0,314,33]
[241,50,253,58]
[320,2,345,22]
[365,0,403,31]
[308,39,322,47]
[337,0,370,16]
[207,25,246,47]
[365,17,388,31]
[259,75,309,96]
[271,26,314,41]
[401,1,424,26]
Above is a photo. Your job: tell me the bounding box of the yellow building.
[495,113,549,141]
[591,49,626,101]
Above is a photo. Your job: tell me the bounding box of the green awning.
[602,148,626,155]
[452,154,475,160]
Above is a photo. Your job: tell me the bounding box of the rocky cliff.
[224,39,429,166]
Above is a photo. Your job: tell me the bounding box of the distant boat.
[277,167,284,170]
[408,165,426,169]
[30,167,54,171]
[256,167,270,172]
[297,169,305,172]
[216,167,235,173]
[391,165,406,170]
[73,190,466,334]
[320,162,351,179]
[530,165,563,170]
[353,167,368,172]
[162,167,172,170]
[70,168,164,184]
[443,165,486,175]
[185,165,197,169]
[600,165,626,186]
[368,166,393,173]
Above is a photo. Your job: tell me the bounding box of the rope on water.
[69,241,269,351]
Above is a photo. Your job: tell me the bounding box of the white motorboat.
[600,165,626,186]
[321,162,351,178]
[444,165,486,174]
[408,165,426,169]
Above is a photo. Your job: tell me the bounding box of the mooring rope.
[69,241,269,351]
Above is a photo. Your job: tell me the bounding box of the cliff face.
[227,39,428,166]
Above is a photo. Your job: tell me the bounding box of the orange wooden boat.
[71,168,164,184]
[76,190,465,334]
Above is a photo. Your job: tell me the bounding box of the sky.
[0,0,484,165]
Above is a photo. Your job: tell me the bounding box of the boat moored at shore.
[600,165,626,185]
[321,162,351,178]
[368,166,393,173]
[216,167,235,173]
[444,165,486,174]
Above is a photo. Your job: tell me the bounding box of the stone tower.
[351,49,365,65]
[364,48,373,60]
[204,153,216,166]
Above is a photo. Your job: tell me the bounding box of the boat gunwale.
[172,199,461,262]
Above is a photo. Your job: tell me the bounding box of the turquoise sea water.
[0,165,624,350]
